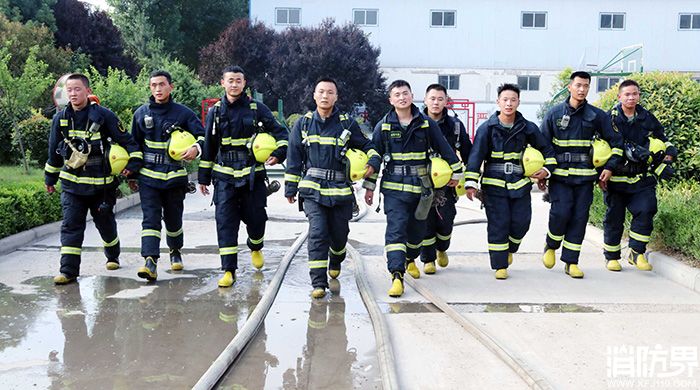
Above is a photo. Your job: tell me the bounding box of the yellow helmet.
[108,144,129,175]
[345,148,369,182]
[430,157,452,188]
[648,137,666,155]
[522,147,545,177]
[455,176,467,196]
[168,130,196,161]
[591,139,612,168]
[252,133,277,163]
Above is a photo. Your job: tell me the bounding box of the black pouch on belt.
[414,175,434,221]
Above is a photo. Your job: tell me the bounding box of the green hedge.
[0,184,62,239]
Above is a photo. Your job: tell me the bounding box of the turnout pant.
[603,185,657,259]
[214,179,267,271]
[303,199,352,288]
[383,194,426,274]
[545,181,594,264]
[420,190,457,263]
[59,190,120,277]
[484,193,532,270]
[139,183,186,259]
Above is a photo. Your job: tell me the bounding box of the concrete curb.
[585,224,700,294]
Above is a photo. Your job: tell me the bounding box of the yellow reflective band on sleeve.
[548,230,564,242]
[562,240,582,251]
[406,242,421,249]
[197,136,205,142]
[465,171,481,180]
[60,246,82,255]
[552,138,592,147]
[284,173,301,183]
[329,246,346,255]
[422,237,437,246]
[221,137,250,147]
[142,229,161,238]
[60,119,68,127]
[629,230,650,243]
[380,181,422,194]
[219,246,238,255]
[436,233,451,241]
[68,130,101,140]
[610,175,642,184]
[391,152,426,161]
[199,160,214,168]
[611,148,623,156]
[249,236,264,245]
[309,260,329,269]
[59,171,114,185]
[488,242,509,251]
[654,163,667,176]
[604,243,622,252]
[369,173,379,180]
[552,168,598,177]
[385,243,406,253]
[545,158,558,165]
[145,139,168,149]
[166,228,183,237]
[250,102,257,110]
[482,177,506,187]
[103,237,119,247]
[508,236,522,244]
[450,161,464,171]
[298,180,353,196]
[276,140,288,147]
[44,163,62,173]
[506,178,531,190]
[130,151,143,159]
[213,164,265,178]
[140,168,188,181]
[367,149,380,158]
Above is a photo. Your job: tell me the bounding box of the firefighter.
[541,71,624,278]
[45,73,142,285]
[603,79,677,271]
[285,78,380,299]
[130,70,205,281]
[198,66,288,288]
[464,83,556,279]
[364,80,463,298]
[419,84,472,273]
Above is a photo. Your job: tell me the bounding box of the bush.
[286,113,302,129]
[596,72,700,182]
[12,112,51,167]
[85,66,147,127]
[0,184,62,239]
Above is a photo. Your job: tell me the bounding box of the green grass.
[0,165,45,188]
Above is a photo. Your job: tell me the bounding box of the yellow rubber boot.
[137,257,158,281]
[495,268,508,280]
[218,271,236,288]
[565,264,584,278]
[508,253,513,266]
[406,260,420,279]
[53,273,76,285]
[388,273,404,297]
[628,250,653,271]
[606,259,622,272]
[251,250,264,270]
[328,269,341,279]
[437,251,449,267]
[424,261,436,274]
[311,287,326,299]
[106,259,120,271]
[543,247,556,269]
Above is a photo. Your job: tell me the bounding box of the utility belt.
[144,152,182,167]
[219,150,250,163]
[617,161,649,176]
[84,155,105,167]
[386,164,428,176]
[487,162,524,175]
[305,167,346,182]
[556,152,590,164]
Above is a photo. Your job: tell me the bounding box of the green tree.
[86,66,147,127]
[536,67,573,121]
[0,0,56,31]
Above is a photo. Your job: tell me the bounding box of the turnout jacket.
[363,104,463,201]
[466,111,557,198]
[131,96,205,189]
[541,98,624,185]
[45,102,141,196]
[426,108,472,170]
[607,103,677,191]
[198,95,288,187]
[284,109,381,207]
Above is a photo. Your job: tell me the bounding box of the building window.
[679,13,700,30]
[600,12,625,30]
[597,76,621,93]
[521,11,547,28]
[431,10,456,27]
[438,75,460,90]
[276,8,301,25]
[354,9,378,26]
[517,76,540,91]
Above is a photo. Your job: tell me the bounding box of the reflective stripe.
[140,168,188,181]
[490,151,504,158]
[604,243,622,252]
[130,151,143,159]
[213,164,265,178]
[611,148,623,156]
[391,152,426,161]
[367,149,380,158]
[307,134,344,146]
[436,233,451,241]
[552,168,598,177]
[465,171,481,180]
[491,151,521,160]
[406,242,421,249]
[654,163,667,176]
[309,260,329,269]
[276,140,288,147]
[68,130,101,140]
[220,246,238,255]
[221,137,250,146]
[610,175,642,184]
[197,136,205,142]
[548,230,564,242]
[329,246,346,255]
[545,158,557,165]
[385,243,406,252]
[381,181,422,194]
[482,177,531,190]
[482,177,506,187]
[145,139,168,149]
[44,163,62,173]
[381,123,391,131]
[421,120,429,128]
[562,240,582,251]
[450,161,464,171]
[61,246,81,255]
[142,229,161,238]
[166,228,183,237]
[249,236,264,245]
[507,178,531,190]
[59,171,114,185]
[552,138,591,147]
[298,180,352,196]
[199,160,214,168]
[284,173,301,183]
[103,237,119,247]
[508,236,522,244]
[629,230,650,243]
[422,237,436,246]
[488,242,509,251]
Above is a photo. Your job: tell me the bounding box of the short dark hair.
[618,79,639,91]
[426,83,447,95]
[66,73,90,88]
[315,77,338,91]
[149,70,172,84]
[388,79,411,95]
[222,65,246,79]
[497,83,521,97]
[570,71,591,82]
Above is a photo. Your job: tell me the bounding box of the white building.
[250,0,700,127]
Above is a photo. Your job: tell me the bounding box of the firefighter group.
[44,68,676,298]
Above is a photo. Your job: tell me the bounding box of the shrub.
[12,112,51,167]
[0,184,62,239]
[85,66,147,127]
[286,113,302,129]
